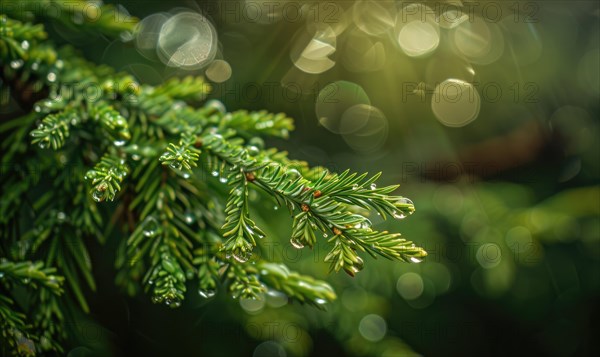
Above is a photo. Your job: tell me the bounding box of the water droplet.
[184,212,195,224]
[199,288,216,298]
[84,171,97,181]
[114,140,126,147]
[409,257,422,263]
[171,300,181,308]
[46,72,57,82]
[247,145,260,156]
[48,276,58,285]
[314,298,327,305]
[92,190,104,202]
[290,237,304,249]
[132,154,141,161]
[273,205,279,211]
[182,172,190,179]
[323,233,329,238]
[38,140,49,149]
[0,272,5,279]
[115,117,127,128]
[143,230,155,238]
[186,270,194,279]
[205,99,226,113]
[370,183,377,190]
[31,62,39,71]
[288,168,301,179]
[56,211,67,222]
[392,211,406,219]
[398,197,413,205]
[21,40,30,50]
[169,161,182,170]
[143,216,159,237]
[10,60,23,69]
[266,289,288,308]
[248,136,264,148]
[211,171,219,177]
[233,251,251,263]
[219,176,228,183]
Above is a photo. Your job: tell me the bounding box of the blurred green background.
[36,0,599,356]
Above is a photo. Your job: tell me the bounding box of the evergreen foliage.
[0,2,426,354]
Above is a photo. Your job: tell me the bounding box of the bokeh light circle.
[266,289,288,308]
[505,226,533,254]
[205,59,232,83]
[396,272,424,300]
[315,81,371,134]
[290,25,336,74]
[157,12,217,69]
[395,4,440,57]
[240,296,266,313]
[476,243,502,269]
[134,13,170,61]
[451,16,504,65]
[341,104,389,153]
[358,314,387,342]
[353,0,395,36]
[438,9,469,29]
[431,79,480,127]
[253,341,286,357]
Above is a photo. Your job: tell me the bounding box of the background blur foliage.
[1,0,599,356]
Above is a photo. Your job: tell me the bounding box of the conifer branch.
[29,110,74,149]
[257,262,336,308]
[85,153,129,202]
[2,0,137,37]
[0,9,427,353]
[159,133,201,172]
[0,259,65,355]
[221,168,266,261]
[0,259,63,293]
